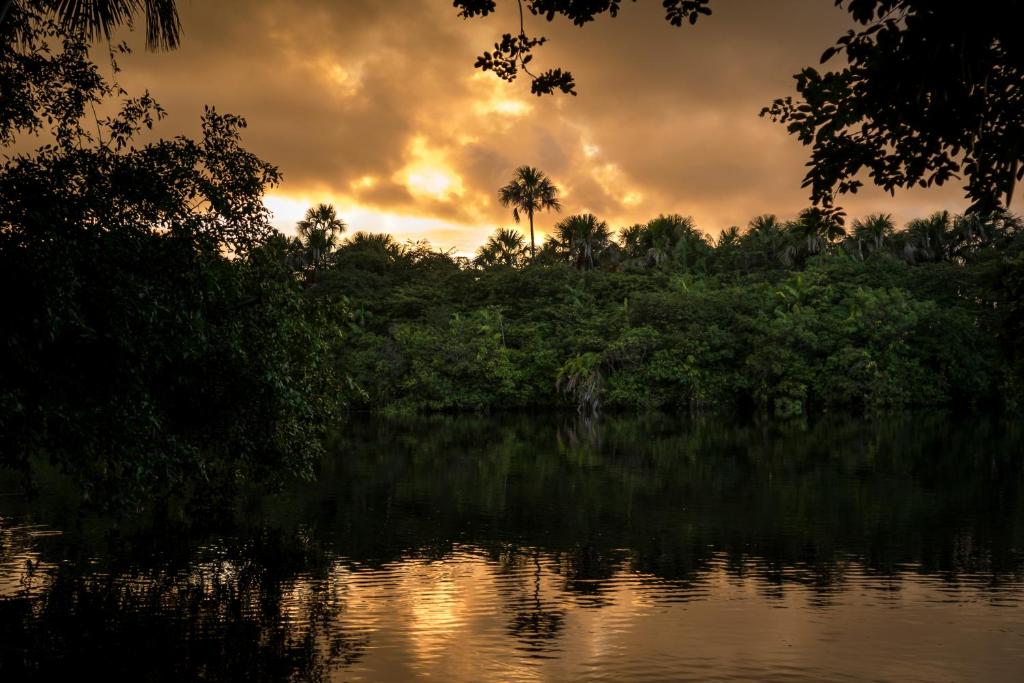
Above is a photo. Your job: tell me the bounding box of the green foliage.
[328,218,1020,416]
[0,9,349,504]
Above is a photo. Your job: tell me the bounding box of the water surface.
[2,414,1023,681]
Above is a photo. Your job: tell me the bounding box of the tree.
[555,213,610,269]
[790,208,846,257]
[850,213,894,261]
[0,7,346,503]
[743,214,789,268]
[1,0,181,49]
[761,1,1024,216]
[901,211,953,264]
[644,214,711,269]
[498,165,562,259]
[475,227,528,269]
[296,203,346,275]
[453,0,712,96]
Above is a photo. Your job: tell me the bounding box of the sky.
[112,0,968,254]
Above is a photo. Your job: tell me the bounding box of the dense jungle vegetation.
[305,204,1024,418]
[2,3,1023,503]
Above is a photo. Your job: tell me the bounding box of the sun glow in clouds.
[622,191,644,207]
[264,191,492,256]
[350,175,378,191]
[398,137,466,201]
[318,58,363,97]
[471,72,533,119]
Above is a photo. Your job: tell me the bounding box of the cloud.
[110,0,970,252]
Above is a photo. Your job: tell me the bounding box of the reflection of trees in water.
[1,414,1023,678]
[492,546,566,655]
[315,413,1024,587]
[0,528,365,682]
[0,522,58,600]
[548,545,624,609]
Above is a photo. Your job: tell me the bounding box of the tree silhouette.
[454,0,711,95]
[849,213,894,261]
[791,208,846,257]
[1,0,181,49]
[761,1,1024,216]
[296,203,346,275]
[554,213,610,270]
[475,227,528,269]
[498,165,561,259]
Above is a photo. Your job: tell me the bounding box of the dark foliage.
[0,9,348,504]
[762,0,1024,217]
[317,207,1024,417]
[0,0,181,50]
[455,0,711,95]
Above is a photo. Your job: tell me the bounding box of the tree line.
[285,164,1024,419]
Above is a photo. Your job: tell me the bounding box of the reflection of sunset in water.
[2,415,1023,681]
[314,548,1024,682]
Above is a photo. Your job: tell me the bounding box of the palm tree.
[903,211,952,263]
[342,231,401,254]
[618,223,646,258]
[474,228,528,269]
[791,207,846,256]
[555,213,611,270]
[498,166,561,259]
[716,225,742,248]
[643,214,710,269]
[296,203,346,273]
[851,213,894,260]
[616,215,710,270]
[3,0,181,50]
[744,214,788,267]
[334,231,408,272]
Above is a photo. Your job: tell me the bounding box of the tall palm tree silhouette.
[2,0,181,50]
[297,203,346,273]
[498,166,561,260]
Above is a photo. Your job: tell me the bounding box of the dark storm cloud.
[111,0,967,249]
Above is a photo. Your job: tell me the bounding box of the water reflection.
[1,414,1023,681]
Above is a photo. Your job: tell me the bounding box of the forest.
[2,2,1023,502]
[301,201,1024,421]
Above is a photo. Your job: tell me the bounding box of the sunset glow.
[107,0,968,253]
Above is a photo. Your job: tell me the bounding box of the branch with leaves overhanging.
[0,0,180,50]
[454,0,713,96]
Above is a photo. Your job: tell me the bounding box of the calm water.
[2,414,1023,681]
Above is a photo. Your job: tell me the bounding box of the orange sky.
[110,0,969,254]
